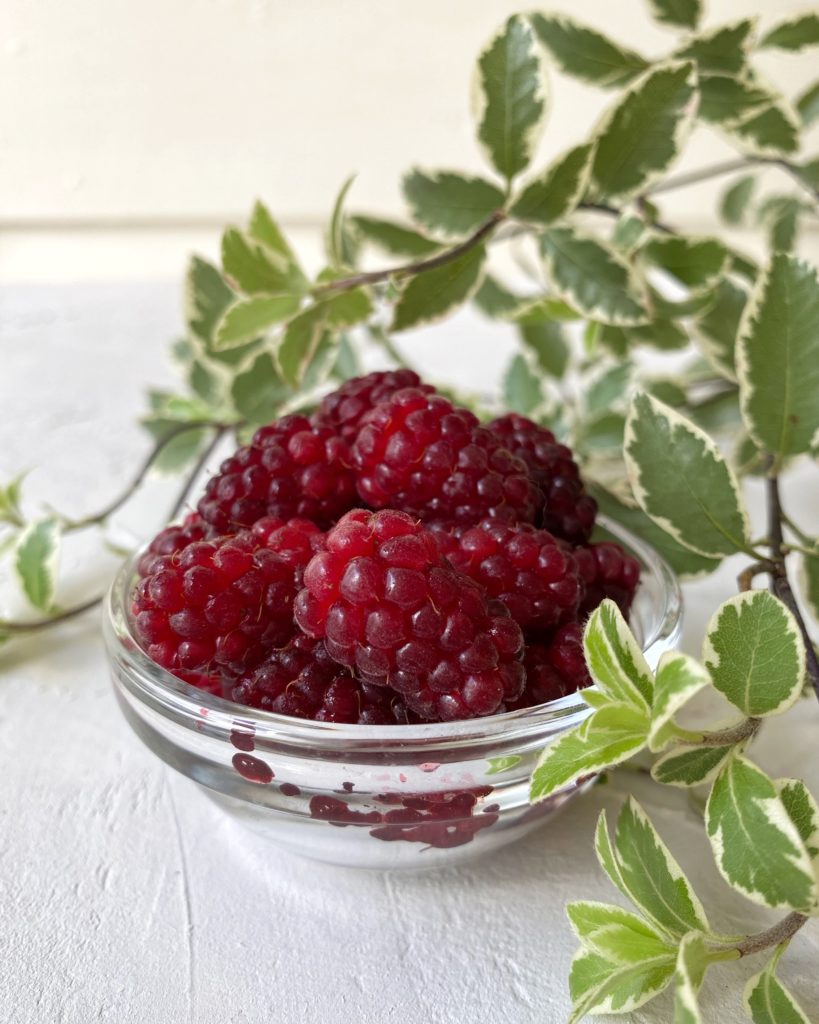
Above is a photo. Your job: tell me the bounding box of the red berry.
[353,390,540,527]
[294,509,525,721]
[174,670,228,697]
[575,542,641,617]
[488,414,597,544]
[198,415,356,533]
[133,517,324,675]
[231,634,416,724]
[312,370,434,444]
[509,624,593,710]
[434,518,582,633]
[137,513,210,578]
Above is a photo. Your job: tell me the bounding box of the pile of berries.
[132,372,640,723]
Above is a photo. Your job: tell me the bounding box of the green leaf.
[567,902,674,963]
[150,426,208,475]
[0,473,26,528]
[625,392,751,558]
[693,278,747,382]
[612,798,710,936]
[777,779,819,868]
[350,215,440,258]
[652,743,735,788]
[796,81,819,127]
[673,931,709,1024]
[611,214,648,252]
[796,157,819,191]
[586,363,631,415]
[392,243,487,332]
[727,101,801,157]
[187,359,224,408]
[584,599,653,709]
[473,275,525,319]
[529,704,649,803]
[760,14,819,51]
[699,75,773,127]
[473,14,547,181]
[510,143,594,225]
[568,948,675,1023]
[641,235,729,294]
[14,518,60,613]
[648,0,701,30]
[590,62,698,202]
[799,550,819,622]
[677,19,755,74]
[648,652,711,753]
[230,353,290,426]
[703,591,806,718]
[402,170,504,240]
[213,294,302,351]
[514,295,583,323]
[502,355,542,415]
[577,412,626,454]
[627,318,689,351]
[591,486,721,578]
[518,321,568,378]
[720,175,757,225]
[737,253,819,459]
[646,379,687,407]
[222,227,305,296]
[248,201,307,289]
[758,196,803,253]
[186,256,236,345]
[327,174,357,269]
[706,754,818,912]
[529,14,648,89]
[540,227,649,326]
[486,754,522,776]
[744,951,812,1024]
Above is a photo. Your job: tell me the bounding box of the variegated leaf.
[14,518,61,613]
[652,743,735,788]
[649,652,711,753]
[744,950,812,1023]
[391,243,487,332]
[584,599,653,709]
[402,170,504,240]
[706,754,818,912]
[776,778,819,873]
[568,947,676,1024]
[673,931,709,1024]
[529,14,648,88]
[625,392,751,558]
[510,143,594,225]
[214,294,302,351]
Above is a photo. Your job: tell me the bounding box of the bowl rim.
[103,514,682,749]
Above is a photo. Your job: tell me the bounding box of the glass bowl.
[103,516,681,870]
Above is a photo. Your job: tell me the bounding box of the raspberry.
[175,670,228,697]
[312,370,434,444]
[132,517,323,676]
[575,542,641,617]
[294,509,525,721]
[509,624,593,710]
[231,634,415,723]
[434,518,581,633]
[137,513,210,578]
[488,414,597,543]
[198,415,356,533]
[353,390,539,526]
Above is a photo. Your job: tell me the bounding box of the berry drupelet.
[433,518,582,633]
[508,623,593,710]
[294,509,525,721]
[132,517,323,676]
[137,513,210,578]
[198,415,356,533]
[311,369,434,444]
[231,633,415,723]
[487,414,597,544]
[574,541,641,618]
[353,389,540,527]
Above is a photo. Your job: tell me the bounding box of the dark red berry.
[434,518,582,633]
[198,415,356,533]
[133,517,324,675]
[575,542,641,617]
[137,513,210,578]
[174,670,228,697]
[353,390,540,527]
[231,633,416,723]
[312,370,434,444]
[509,624,593,710]
[294,509,525,721]
[488,414,597,544]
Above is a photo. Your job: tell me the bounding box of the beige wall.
[2,0,817,279]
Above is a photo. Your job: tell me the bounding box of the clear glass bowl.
[103,517,681,870]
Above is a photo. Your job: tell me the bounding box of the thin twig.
[694,717,761,747]
[167,426,229,522]
[734,912,808,957]
[0,596,105,636]
[648,156,819,205]
[738,561,774,592]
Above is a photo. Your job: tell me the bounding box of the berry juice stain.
[229,727,256,752]
[231,753,273,784]
[279,782,301,797]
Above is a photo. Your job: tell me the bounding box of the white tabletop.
[1,282,818,1023]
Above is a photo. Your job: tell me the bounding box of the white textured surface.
[1,283,818,1023]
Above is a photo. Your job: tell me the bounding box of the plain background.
[2,0,818,281]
